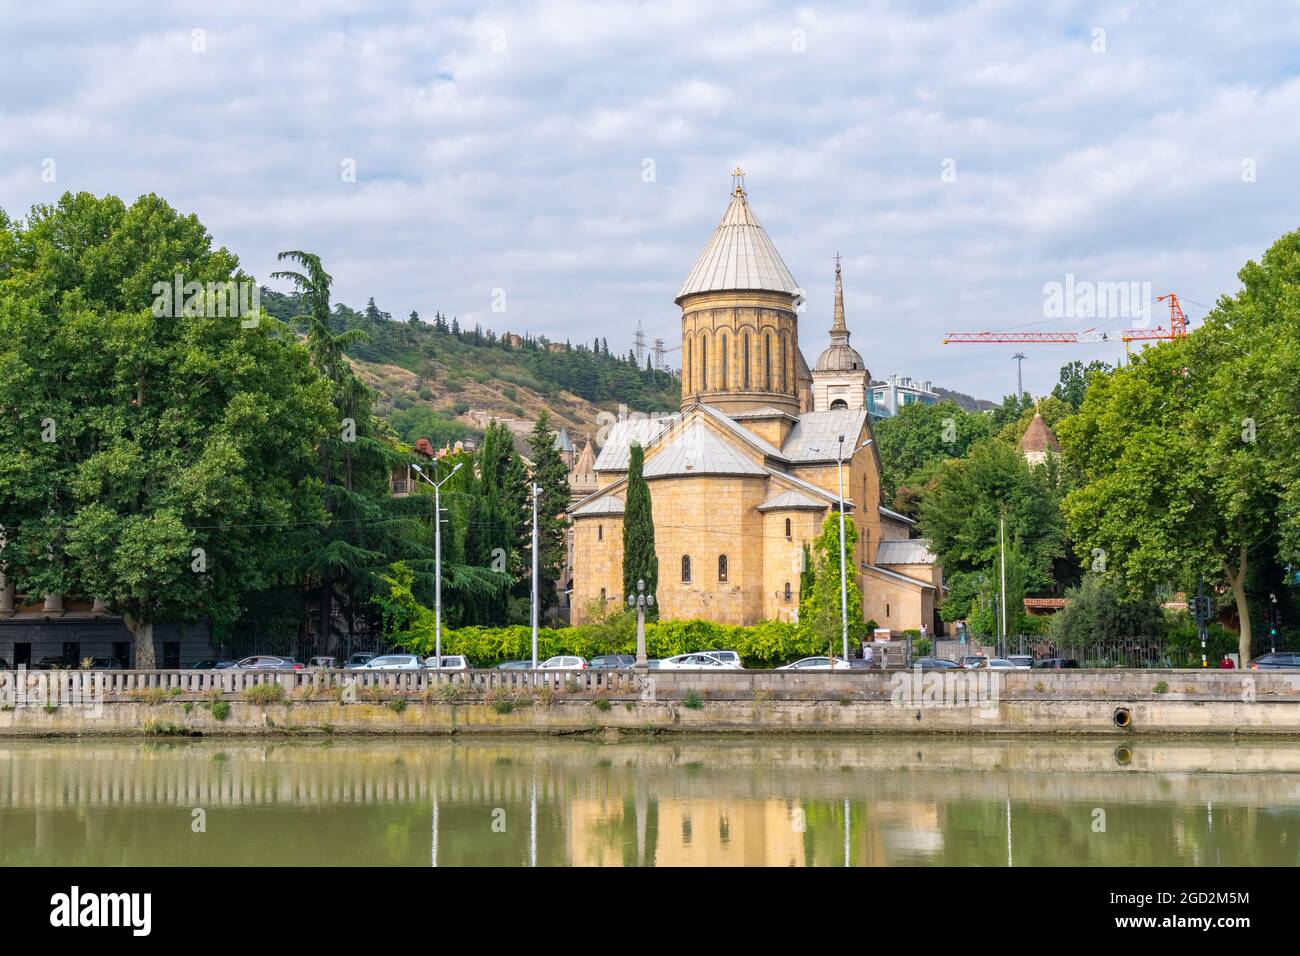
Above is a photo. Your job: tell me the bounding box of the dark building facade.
[0,598,213,669]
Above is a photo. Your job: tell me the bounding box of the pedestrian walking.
[863,644,874,669]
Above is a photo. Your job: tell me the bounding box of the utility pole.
[412,460,462,668]
[531,483,541,669]
[999,515,1008,658]
[820,435,873,663]
[1012,352,1026,400]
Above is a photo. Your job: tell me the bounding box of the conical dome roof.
[676,174,799,301]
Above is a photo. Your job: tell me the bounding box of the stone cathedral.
[569,173,942,633]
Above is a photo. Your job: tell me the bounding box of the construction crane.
[943,293,1189,345]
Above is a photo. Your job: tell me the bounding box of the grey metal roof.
[764,467,853,511]
[696,403,786,460]
[879,505,917,526]
[875,538,936,565]
[861,564,935,589]
[780,409,870,462]
[756,490,829,512]
[643,421,766,478]
[592,415,678,471]
[729,406,797,421]
[676,188,799,300]
[570,495,625,517]
[553,428,573,453]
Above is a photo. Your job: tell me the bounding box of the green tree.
[1052,360,1112,410]
[0,192,336,665]
[527,412,570,610]
[801,512,866,649]
[874,400,992,503]
[622,443,658,611]
[1048,574,1165,647]
[798,542,816,621]
[1060,231,1300,661]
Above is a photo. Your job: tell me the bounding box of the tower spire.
[830,254,849,343]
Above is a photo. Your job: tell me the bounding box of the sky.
[3,0,1300,402]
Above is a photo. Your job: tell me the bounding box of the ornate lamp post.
[627,579,655,668]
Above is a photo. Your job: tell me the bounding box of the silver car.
[360,654,424,670]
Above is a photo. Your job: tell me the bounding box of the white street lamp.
[412,460,462,668]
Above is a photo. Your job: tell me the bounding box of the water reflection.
[2,737,1299,866]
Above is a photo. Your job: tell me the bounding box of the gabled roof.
[695,402,786,460]
[676,184,799,300]
[592,415,678,471]
[1019,412,1061,454]
[875,538,936,565]
[643,421,767,478]
[570,495,624,517]
[756,490,829,512]
[765,467,854,511]
[879,505,917,527]
[860,564,936,590]
[730,406,798,422]
[781,409,870,462]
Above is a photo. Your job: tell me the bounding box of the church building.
[569,173,942,633]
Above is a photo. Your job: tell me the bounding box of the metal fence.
[937,635,1172,668]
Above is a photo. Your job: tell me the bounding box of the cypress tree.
[622,442,658,612]
[798,542,816,622]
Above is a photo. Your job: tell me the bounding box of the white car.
[777,656,851,671]
[360,654,424,670]
[656,653,739,670]
[538,655,588,670]
[702,649,744,668]
[965,657,1018,670]
[424,655,470,670]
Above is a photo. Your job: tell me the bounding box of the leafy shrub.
[493,698,515,714]
[1153,681,1169,695]
[683,691,703,710]
[386,698,407,714]
[592,697,612,712]
[211,700,231,721]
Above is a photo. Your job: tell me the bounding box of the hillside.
[261,288,681,451]
[931,385,998,412]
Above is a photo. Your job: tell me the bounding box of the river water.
[2,737,1298,866]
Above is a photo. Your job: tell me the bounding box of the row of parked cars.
[912,655,1077,671]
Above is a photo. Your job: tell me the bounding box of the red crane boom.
[943,293,1189,345]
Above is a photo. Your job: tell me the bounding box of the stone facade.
[570,176,943,631]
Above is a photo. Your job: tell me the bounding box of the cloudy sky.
[4,0,1299,401]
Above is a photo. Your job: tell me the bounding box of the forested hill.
[261,288,681,447]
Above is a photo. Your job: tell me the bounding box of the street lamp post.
[411,460,462,668]
[809,436,874,663]
[531,483,541,669]
[627,579,655,667]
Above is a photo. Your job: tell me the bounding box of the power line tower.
[634,321,646,367]
[653,337,665,370]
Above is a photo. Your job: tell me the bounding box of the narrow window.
[682,555,692,583]
[743,332,751,389]
[718,554,728,583]
[764,334,773,389]
[784,517,792,537]
[784,582,792,602]
[601,588,607,604]
[598,524,603,541]
[719,332,729,389]
[700,336,708,391]
[683,337,692,392]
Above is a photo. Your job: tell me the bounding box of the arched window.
[681,555,692,583]
[784,582,792,602]
[779,333,788,392]
[764,334,773,389]
[719,332,729,389]
[784,517,792,538]
[830,398,848,410]
[683,338,692,393]
[699,335,708,391]
[597,524,603,541]
[718,554,728,582]
[742,332,751,389]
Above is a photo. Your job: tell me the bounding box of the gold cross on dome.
[731,166,746,195]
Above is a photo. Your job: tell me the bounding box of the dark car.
[1033,658,1080,669]
[233,655,302,670]
[191,659,236,670]
[914,657,962,671]
[1248,652,1300,670]
[590,654,636,669]
[34,656,72,670]
[495,659,534,670]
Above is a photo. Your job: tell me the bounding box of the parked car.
[657,652,739,670]
[0,658,8,669]
[702,650,743,668]
[495,659,533,670]
[424,655,470,670]
[345,653,377,670]
[960,655,988,668]
[1006,655,1034,669]
[965,657,1018,670]
[233,655,302,670]
[1032,658,1080,669]
[590,654,636,669]
[914,657,962,671]
[34,656,73,670]
[645,659,662,670]
[1248,652,1300,670]
[360,654,424,670]
[777,656,850,671]
[191,659,236,670]
[538,655,588,670]
[308,656,338,669]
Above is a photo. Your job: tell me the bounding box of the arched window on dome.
[699,335,708,391]
[719,332,729,389]
[764,334,773,390]
[742,332,751,389]
[778,333,788,392]
[683,337,692,394]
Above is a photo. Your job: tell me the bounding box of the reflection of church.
[569,173,942,632]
